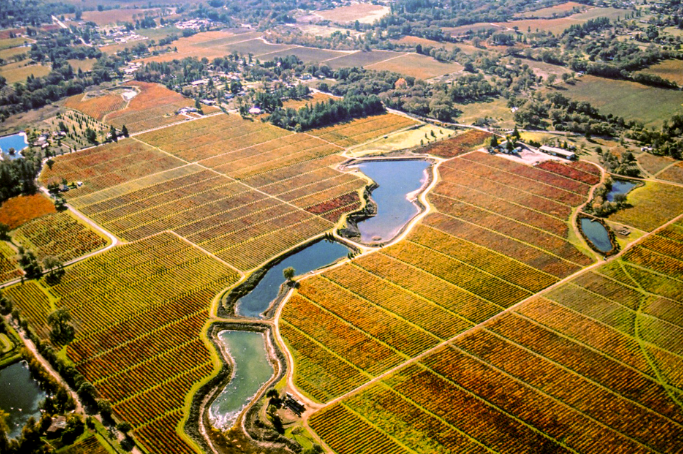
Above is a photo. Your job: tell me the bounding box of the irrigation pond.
[0,361,46,439]
[354,159,431,243]
[209,330,275,429]
[236,239,350,318]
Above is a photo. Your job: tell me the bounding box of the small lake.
[355,159,431,243]
[0,361,46,439]
[0,133,28,160]
[580,218,612,253]
[236,239,350,318]
[606,180,637,202]
[209,330,275,429]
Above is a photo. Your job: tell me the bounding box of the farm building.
[539,145,576,160]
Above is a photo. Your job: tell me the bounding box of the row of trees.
[267,95,385,131]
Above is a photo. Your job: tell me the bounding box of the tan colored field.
[0,37,28,50]
[457,97,515,129]
[637,152,676,176]
[608,181,683,231]
[0,62,51,84]
[132,30,263,63]
[655,161,683,184]
[525,59,571,78]
[81,8,163,26]
[366,53,462,79]
[352,124,453,156]
[316,4,390,24]
[639,59,683,85]
[495,7,631,35]
[0,46,28,61]
[393,36,460,51]
[282,92,334,110]
[443,23,503,36]
[309,113,418,147]
[517,1,586,18]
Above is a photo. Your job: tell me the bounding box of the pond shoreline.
[338,156,436,247]
[577,213,620,257]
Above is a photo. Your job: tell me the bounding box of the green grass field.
[558,75,683,127]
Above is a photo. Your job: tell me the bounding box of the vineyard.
[0,194,56,229]
[281,152,602,404]
[422,129,492,158]
[608,182,683,231]
[307,113,418,147]
[12,212,107,262]
[64,92,127,121]
[306,216,683,453]
[4,232,240,454]
[103,81,220,133]
[136,114,368,223]
[0,241,22,283]
[39,139,186,198]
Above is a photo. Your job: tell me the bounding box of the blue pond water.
[581,218,612,253]
[235,239,350,318]
[606,180,637,202]
[0,361,46,439]
[355,159,431,243]
[0,133,28,160]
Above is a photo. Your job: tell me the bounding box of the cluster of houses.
[176,19,213,30]
[491,139,576,160]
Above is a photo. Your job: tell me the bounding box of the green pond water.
[0,361,46,439]
[209,330,275,429]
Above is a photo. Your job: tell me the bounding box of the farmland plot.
[282,151,595,403]
[307,220,683,454]
[4,233,240,454]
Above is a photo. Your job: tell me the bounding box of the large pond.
[0,361,46,439]
[606,180,637,202]
[0,133,28,160]
[209,330,275,429]
[580,218,612,253]
[236,239,350,318]
[355,159,431,243]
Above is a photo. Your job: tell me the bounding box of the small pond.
[606,180,637,202]
[0,361,46,439]
[236,239,350,318]
[355,159,431,243]
[580,218,612,253]
[0,133,28,160]
[209,330,275,429]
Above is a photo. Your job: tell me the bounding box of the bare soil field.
[516,1,587,18]
[256,45,345,63]
[637,152,677,176]
[81,8,164,26]
[326,50,404,68]
[315,4,390,24]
